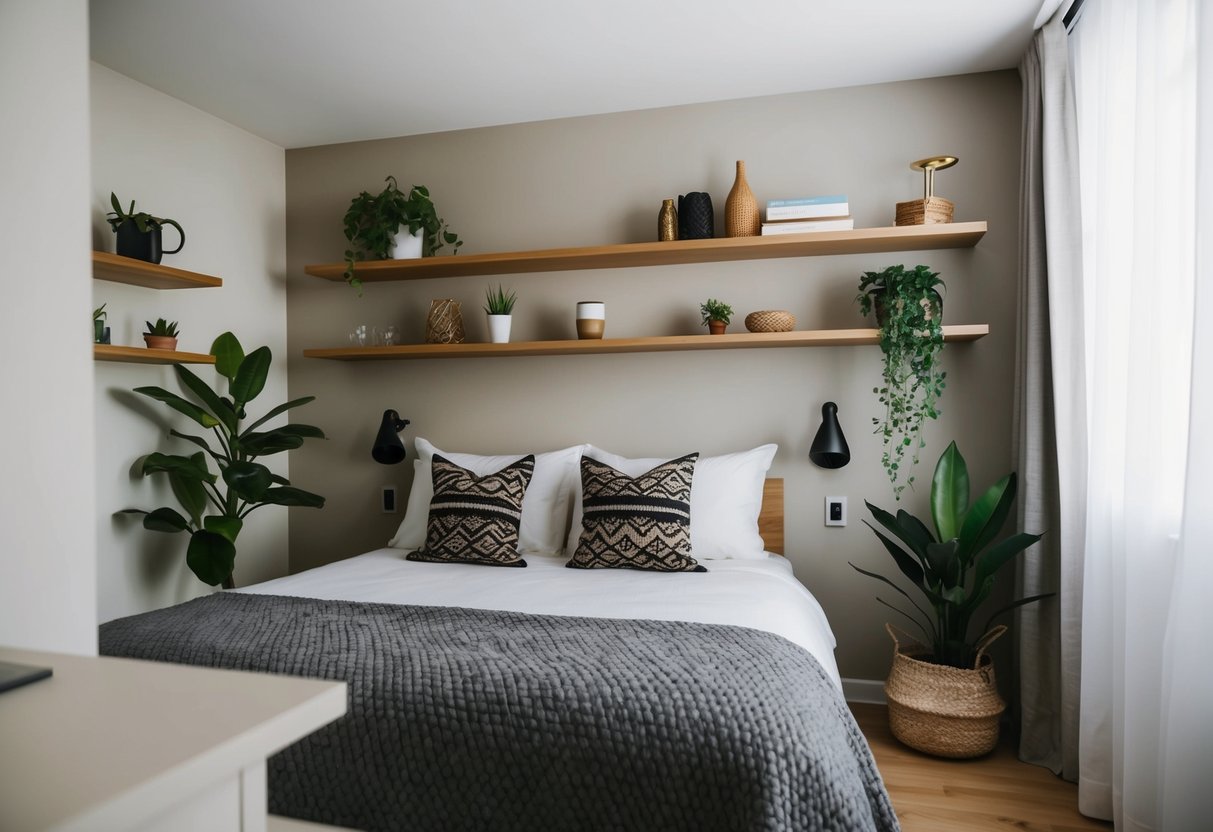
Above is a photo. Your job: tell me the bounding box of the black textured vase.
[678,192,714,239]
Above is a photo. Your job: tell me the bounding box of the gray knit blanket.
[99,593,898,832]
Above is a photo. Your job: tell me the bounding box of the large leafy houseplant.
[342,175,463,293]
[851,441,1048,669]
[857,264,947,498]
[123,332,326,588]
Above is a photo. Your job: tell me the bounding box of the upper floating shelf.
[303,325,990,361]
[92,252,223,290]
[304,222,987,283]
[94,344,216,365]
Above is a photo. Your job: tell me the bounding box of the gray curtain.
[1012,12,1086,780]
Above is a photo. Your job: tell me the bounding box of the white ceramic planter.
[391,228,423,259]
[487,314,512,344]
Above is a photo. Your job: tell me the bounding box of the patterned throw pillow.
[407,453,535,568]
[568,453,705,572]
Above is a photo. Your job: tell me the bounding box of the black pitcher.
[115,220,185,264]
[678,192,714,239]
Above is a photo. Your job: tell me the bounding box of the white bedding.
[240,548,841,688]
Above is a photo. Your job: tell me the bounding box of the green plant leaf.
[134,386,221,429]
[169,467,208,527]
[930,440,969,541]
[895,509,936,553]
[241,396,316,435]
[230,346,271,406]
[864,500,928,559]
[925,539,960,584]
[875,596,935,644]
[173,365,236,432]
[222,461,273,502]
[981,592,1054,634]
[972,531,1044,591]
[237,430,304,456]
[125,507,190,533]
[186,530,236,586]
[140,452,216,483]
[210,332,245,381]
[862,521,925,587]
[262,486,325,508]
[957,474,1017,562]
[203,515,243,544]
[850,562,935,629]
[168,430,229,462]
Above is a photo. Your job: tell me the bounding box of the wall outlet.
[381,486,397,514]
[825,496,847,527]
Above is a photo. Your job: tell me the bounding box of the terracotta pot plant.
[341,176,463,294]
[700,298,734,335]
[851,441,1048,757]
[122,332,326,588]
[143,318,180,351]
[856,264,947,499]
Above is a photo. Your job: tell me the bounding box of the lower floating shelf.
[303,325,989,361]
[94,344,216,365]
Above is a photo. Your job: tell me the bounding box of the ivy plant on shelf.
[342,175,463,294]
[122,332,326,589]
[857,264,947,499]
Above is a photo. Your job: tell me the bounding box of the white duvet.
[240,549,842,688]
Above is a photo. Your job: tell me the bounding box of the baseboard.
[842,678,887,704]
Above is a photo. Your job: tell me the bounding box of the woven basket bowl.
[884,624,1006,759]
[895,196,954,226]
[744,310,796,333]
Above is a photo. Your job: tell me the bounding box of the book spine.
[767,195,848,208]
[760,219,855,235]
[766,203,850,220]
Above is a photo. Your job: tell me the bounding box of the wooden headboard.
[758,479,784,555]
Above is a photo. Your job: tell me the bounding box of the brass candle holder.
[895,155,958,226]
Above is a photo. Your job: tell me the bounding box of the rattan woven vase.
[725,160,760,237]
[425,299,466,344]
[884,623,1006,759]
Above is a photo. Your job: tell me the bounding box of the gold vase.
[425,299,466,344]
[725,160,760,237]
[658,198,678,241]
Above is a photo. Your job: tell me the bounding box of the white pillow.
[390,438,586,555]
[566,444,778,560]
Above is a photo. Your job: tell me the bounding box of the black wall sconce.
[809,402,850,469]
[372,409,411,464]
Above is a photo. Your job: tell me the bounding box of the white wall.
[91,64,289,622]
[0,0,96,655]
[284,71,1022,681]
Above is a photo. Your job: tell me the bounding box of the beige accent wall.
[285,71,1021,681]
[0,0,96,655]
[91,64,288,623]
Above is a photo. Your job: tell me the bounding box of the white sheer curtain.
[1070,0,1213,828]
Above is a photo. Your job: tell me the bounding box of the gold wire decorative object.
[895,155,958,226]
[744,310,796,333]
[658,199,678,242]
[425,299,466,344]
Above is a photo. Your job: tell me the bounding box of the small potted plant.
[484,284,517,344]
[700,298,734,335]
[342,176,463,293]
[856,264,947,498]
[143,318,180,351]
[106,193,185,264]
[93,303,110,344]
[851,441,1047,758]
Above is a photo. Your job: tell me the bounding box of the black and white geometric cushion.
[407,453,535,568]
[567,453,704,572]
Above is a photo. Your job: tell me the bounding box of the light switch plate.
[381,486,397,514]
[825,496,847,527]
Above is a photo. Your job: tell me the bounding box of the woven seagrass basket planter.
[883,623,1006,759]
[744,310,796,333]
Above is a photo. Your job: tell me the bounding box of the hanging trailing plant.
[857,264,947,499]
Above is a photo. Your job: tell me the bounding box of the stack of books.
[761,195,853,235]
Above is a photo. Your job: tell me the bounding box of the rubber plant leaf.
[186,530,236,586]
[230,346,271,406]
[930,440,970,542]
[134,386,220,429]
[210,332,245,382]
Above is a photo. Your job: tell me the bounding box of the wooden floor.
[850,704,1110,832]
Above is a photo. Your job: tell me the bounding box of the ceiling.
[90,1,1050,150]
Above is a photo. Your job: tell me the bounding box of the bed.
[100,448,898,832]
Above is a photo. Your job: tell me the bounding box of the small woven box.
[895,196,954,226]
[745,310,796,333]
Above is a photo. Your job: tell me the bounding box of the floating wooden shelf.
[304,222,987,283]
[92,252,223,289]
[94,344,216,365]
[303,325,989,361]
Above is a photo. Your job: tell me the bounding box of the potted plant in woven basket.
[857,264,947,499]
[851,441,1048,758]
